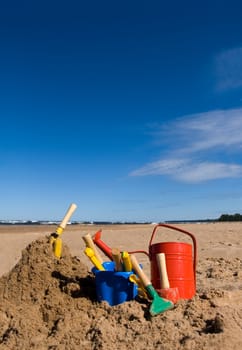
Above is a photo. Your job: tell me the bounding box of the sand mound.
[0,237,242,349]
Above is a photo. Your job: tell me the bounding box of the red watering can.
[130,223,197,300]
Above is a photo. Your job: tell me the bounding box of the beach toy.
[82,233,103,264]
[129,274,148,298]
[122,251,132,272]
[111,248,123,271]
[148,224,197,300]
[92,261,138,306]
[84,247,105,271]
[156,253,180,304]
[93,223,197,300]
[49,203,77,258]
[130,255,174,316]
[92,230,113,260]
[130,223,197,300]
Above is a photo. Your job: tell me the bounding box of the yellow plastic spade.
[53,237,62,259]
[84,247,105,271]
[50,203,77,258]
[82,233,103,264]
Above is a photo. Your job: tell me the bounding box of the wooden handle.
[156,253,170,289]
[130,254,151,288]
[111,248,123,271]
[59,203,77,229]
[82,233,103,264]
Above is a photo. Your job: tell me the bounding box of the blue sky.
[1,0,242,222]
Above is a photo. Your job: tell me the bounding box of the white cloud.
[130,108,242,183]
[215,47,242,91]
[130,158,189,176]
[130,159,242,183]
[171,108,242,153]
[176,162,242,183]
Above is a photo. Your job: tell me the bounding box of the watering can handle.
[149,223,197,285]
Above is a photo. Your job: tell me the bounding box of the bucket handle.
[149,223,197,286]
[128,250,150,258]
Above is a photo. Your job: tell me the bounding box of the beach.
[0,222,241,349]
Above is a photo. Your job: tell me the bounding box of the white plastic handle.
[156,253,170,289]
[59,203,77,229]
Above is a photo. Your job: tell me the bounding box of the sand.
[0,223,241,349]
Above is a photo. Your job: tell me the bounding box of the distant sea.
[0,219,217,225]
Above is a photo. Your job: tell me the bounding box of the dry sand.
[0,223,241,349]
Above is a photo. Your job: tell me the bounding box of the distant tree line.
[218,213,242,221]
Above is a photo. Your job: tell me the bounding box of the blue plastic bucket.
[92,261,138,306]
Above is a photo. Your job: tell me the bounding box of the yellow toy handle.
[82,233,103,264]
[84,247,105,271]
[122,251,132,272]
[53,237,62,259]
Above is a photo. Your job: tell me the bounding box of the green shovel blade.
[146,285,174,316]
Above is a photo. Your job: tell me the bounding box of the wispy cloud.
[176,162,242,183]
[130,108,242,183]
[215,47,242,91]
[130,159,242,183]
[130,158,189,177]
[169,109,242,153]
